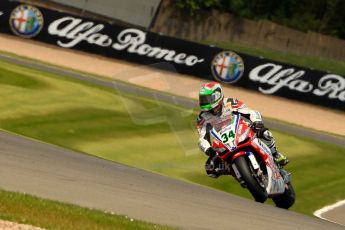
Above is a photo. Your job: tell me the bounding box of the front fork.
[231,152,266,188]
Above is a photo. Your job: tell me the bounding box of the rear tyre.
[272,182,295,209]
[234,156,267,203]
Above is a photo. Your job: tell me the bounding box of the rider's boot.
[262,130,289,166]
[271,148,289,166]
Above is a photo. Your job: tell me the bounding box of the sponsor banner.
[0,1,215,77]
[0,1,344,111]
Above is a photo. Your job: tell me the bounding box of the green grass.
[0,189,176,230]
[0,57,344,224]
[202,40,345,76]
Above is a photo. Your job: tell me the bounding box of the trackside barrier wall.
[48,0,162,29]
[0,1,344,111]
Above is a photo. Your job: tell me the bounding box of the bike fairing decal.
[252,138,271,156]
[252,138,284,194]
[244,148,284,194]
[265,166,285,194]
[251,141,285,194]
[234,114,240,146]
[211,114,240,151]
[210,129,223,145]
[228,114,240,151]
[228,114,240,150]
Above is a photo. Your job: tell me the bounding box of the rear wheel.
[234,156,267,203]
[272,182,295,209]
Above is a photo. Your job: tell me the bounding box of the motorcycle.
[208,113,295,209]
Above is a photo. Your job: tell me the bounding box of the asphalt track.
[0,54,344,229]
[1,131,344,230]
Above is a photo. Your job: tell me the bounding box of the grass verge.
[0,57,344,221]
[202,40,345,76]
[0,189,176,230]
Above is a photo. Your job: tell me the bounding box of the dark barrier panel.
[0,1,344,111]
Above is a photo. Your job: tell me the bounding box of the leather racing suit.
[196,97,278,176]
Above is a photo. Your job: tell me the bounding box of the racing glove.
[205,147,217,157]
[252,121,265,137]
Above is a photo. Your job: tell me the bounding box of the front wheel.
[234,156,267,203]
[272,182,296,209]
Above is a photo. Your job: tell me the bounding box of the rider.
[196,82,289,178]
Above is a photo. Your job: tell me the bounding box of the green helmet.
[199,82,224,112]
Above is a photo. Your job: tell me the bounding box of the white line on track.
[313,200,345,226]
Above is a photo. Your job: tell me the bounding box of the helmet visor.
[199,94,217,106]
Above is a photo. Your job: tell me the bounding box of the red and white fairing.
[211,113,285,195]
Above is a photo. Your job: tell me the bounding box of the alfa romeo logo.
[9,5,44,38]
[211,51,244,84]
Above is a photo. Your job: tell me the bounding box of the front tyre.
[272,182,295,209]
[234,156,267,203]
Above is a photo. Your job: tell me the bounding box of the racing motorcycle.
[209,113,295,209]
